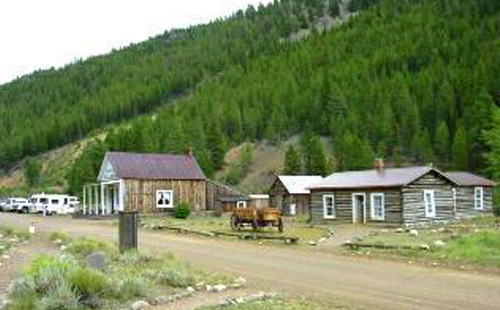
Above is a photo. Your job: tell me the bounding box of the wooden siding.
[206,180,244,213]
[310,188,402,225]
[269,179,310,216]
[123,179,206,214]
[402,171,454,225]
[455,186,494,218]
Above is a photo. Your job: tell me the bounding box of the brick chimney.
[374,158,385,171]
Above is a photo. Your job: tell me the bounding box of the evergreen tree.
[284,145,300,175]
[451,125,469,170]
[24,158,41,187]
[309,138,327,176]
[206,121,225,169]
[435,121,450,163]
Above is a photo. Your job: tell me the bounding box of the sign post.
[118,211,138,253]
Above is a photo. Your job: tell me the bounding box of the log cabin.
[309,163,495,227]
[269,175,323,216]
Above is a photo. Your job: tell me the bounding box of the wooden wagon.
[230,207,283,232]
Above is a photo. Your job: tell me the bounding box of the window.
[474,187,484,210]
[31,198,38,204]
[323,195,335,219]
[156,190,173,208]
[424,190,436,217]
[237,201,247,209]
[40,198,48,204]
[51,199,60,205]
[370,193,385,221]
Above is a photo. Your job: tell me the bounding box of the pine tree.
[309,138,327,176]
[284,145,300,175]
[451,125,469,170]
[24,158,41,187]
[435,121,450,163]
[206,121,225,169]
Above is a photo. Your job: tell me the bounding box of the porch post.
[83,185,87,215]
[101,183,105,215]
[94,185,99,215]
[119,179,124,212]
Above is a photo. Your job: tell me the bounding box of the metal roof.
[309,166,454,190]
[104,152,206,180]
[278,176,324,194]
[445,172,496,187]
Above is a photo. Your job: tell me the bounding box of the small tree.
[174,202,191,219]
[284,145,300,175]
[24,158,41,187]
[452,126,468,170]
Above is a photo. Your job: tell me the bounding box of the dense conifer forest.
[0,0,499,195]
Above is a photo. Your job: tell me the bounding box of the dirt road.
[1,213,499,310]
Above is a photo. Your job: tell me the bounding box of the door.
[352,193,366,224]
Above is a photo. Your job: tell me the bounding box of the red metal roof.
[105,152,205,180]
[445,172,496,187]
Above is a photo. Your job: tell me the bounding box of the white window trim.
[351,193,366,224]
[237,201,247,209]
[452,188,457,215]
[370,193,385,221]
[424,190,436,218]
[156,190,173,209]
[323,195,335,219]
[474,187,484,210]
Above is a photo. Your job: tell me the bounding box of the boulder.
[420,244,430,250]
[212,284,227,292]
[433,240,446,247]
[130,300,149,310]
[85,252,107,271]
[394,228,404,233]
[309,241,317,246]
[154,295,173,305]
[409,230,419,237]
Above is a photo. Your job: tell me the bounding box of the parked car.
[0,198,8,211]
[2,198,29,213]
[30,194,76,215]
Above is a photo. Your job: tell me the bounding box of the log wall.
[455,186,494,218]
[123,179,206,214]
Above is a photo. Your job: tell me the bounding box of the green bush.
[66,238,116,258]
[8,276,37,299]
[49,231,71,244]
[68,268,109,299]
[174,202,191,219]
[4,295,39,310]
[119,276,146,298]
[39,281,80,310]
[157,268,197,288]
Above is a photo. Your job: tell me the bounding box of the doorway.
[352,193,366,224]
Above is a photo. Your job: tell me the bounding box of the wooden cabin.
[269,176,323,216]
[309,165,495,227]
[94,152,207,214]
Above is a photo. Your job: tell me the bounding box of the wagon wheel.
[277,218,284,233]
[230,215,240,231]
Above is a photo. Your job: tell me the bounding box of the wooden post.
[94,185,99,215]
[119,211,138,253]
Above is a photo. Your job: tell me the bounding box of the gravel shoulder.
[2,213,500,310]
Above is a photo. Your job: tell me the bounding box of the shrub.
[49,231,71,244]
[4,295,39,310]
[66,238,116,258]
[119,250,141,265]
[39,281,80,310]
[157,268,197,288]
[119,276,146,298]
[8,276,37,298]
[68,268,109,299]
[174,202,191,219]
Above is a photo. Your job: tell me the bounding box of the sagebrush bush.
[119,276,146,298]
[8,276,37,298]
[174,202,191,219]
[157,267,197,288]
[68,268,109,298]
[49,231,71,244]
[119,250,141,265]
[39,281,80,310]
[66,238,116,258]
[4,295,39,310]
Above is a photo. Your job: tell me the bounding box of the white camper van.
[30,194,77,215]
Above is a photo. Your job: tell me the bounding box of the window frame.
[474,187,484,210]
[323,194,335,219]
[424,189,436,218]
[156,190,174,209]
[370,193,385,221]
[236,200,247,209]
[452,188,457,215]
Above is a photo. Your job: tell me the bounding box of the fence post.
[119,211,138,253]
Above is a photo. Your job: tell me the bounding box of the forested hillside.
[1,0,499,196]
[65,0,500,194]
[0,0,343,169]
